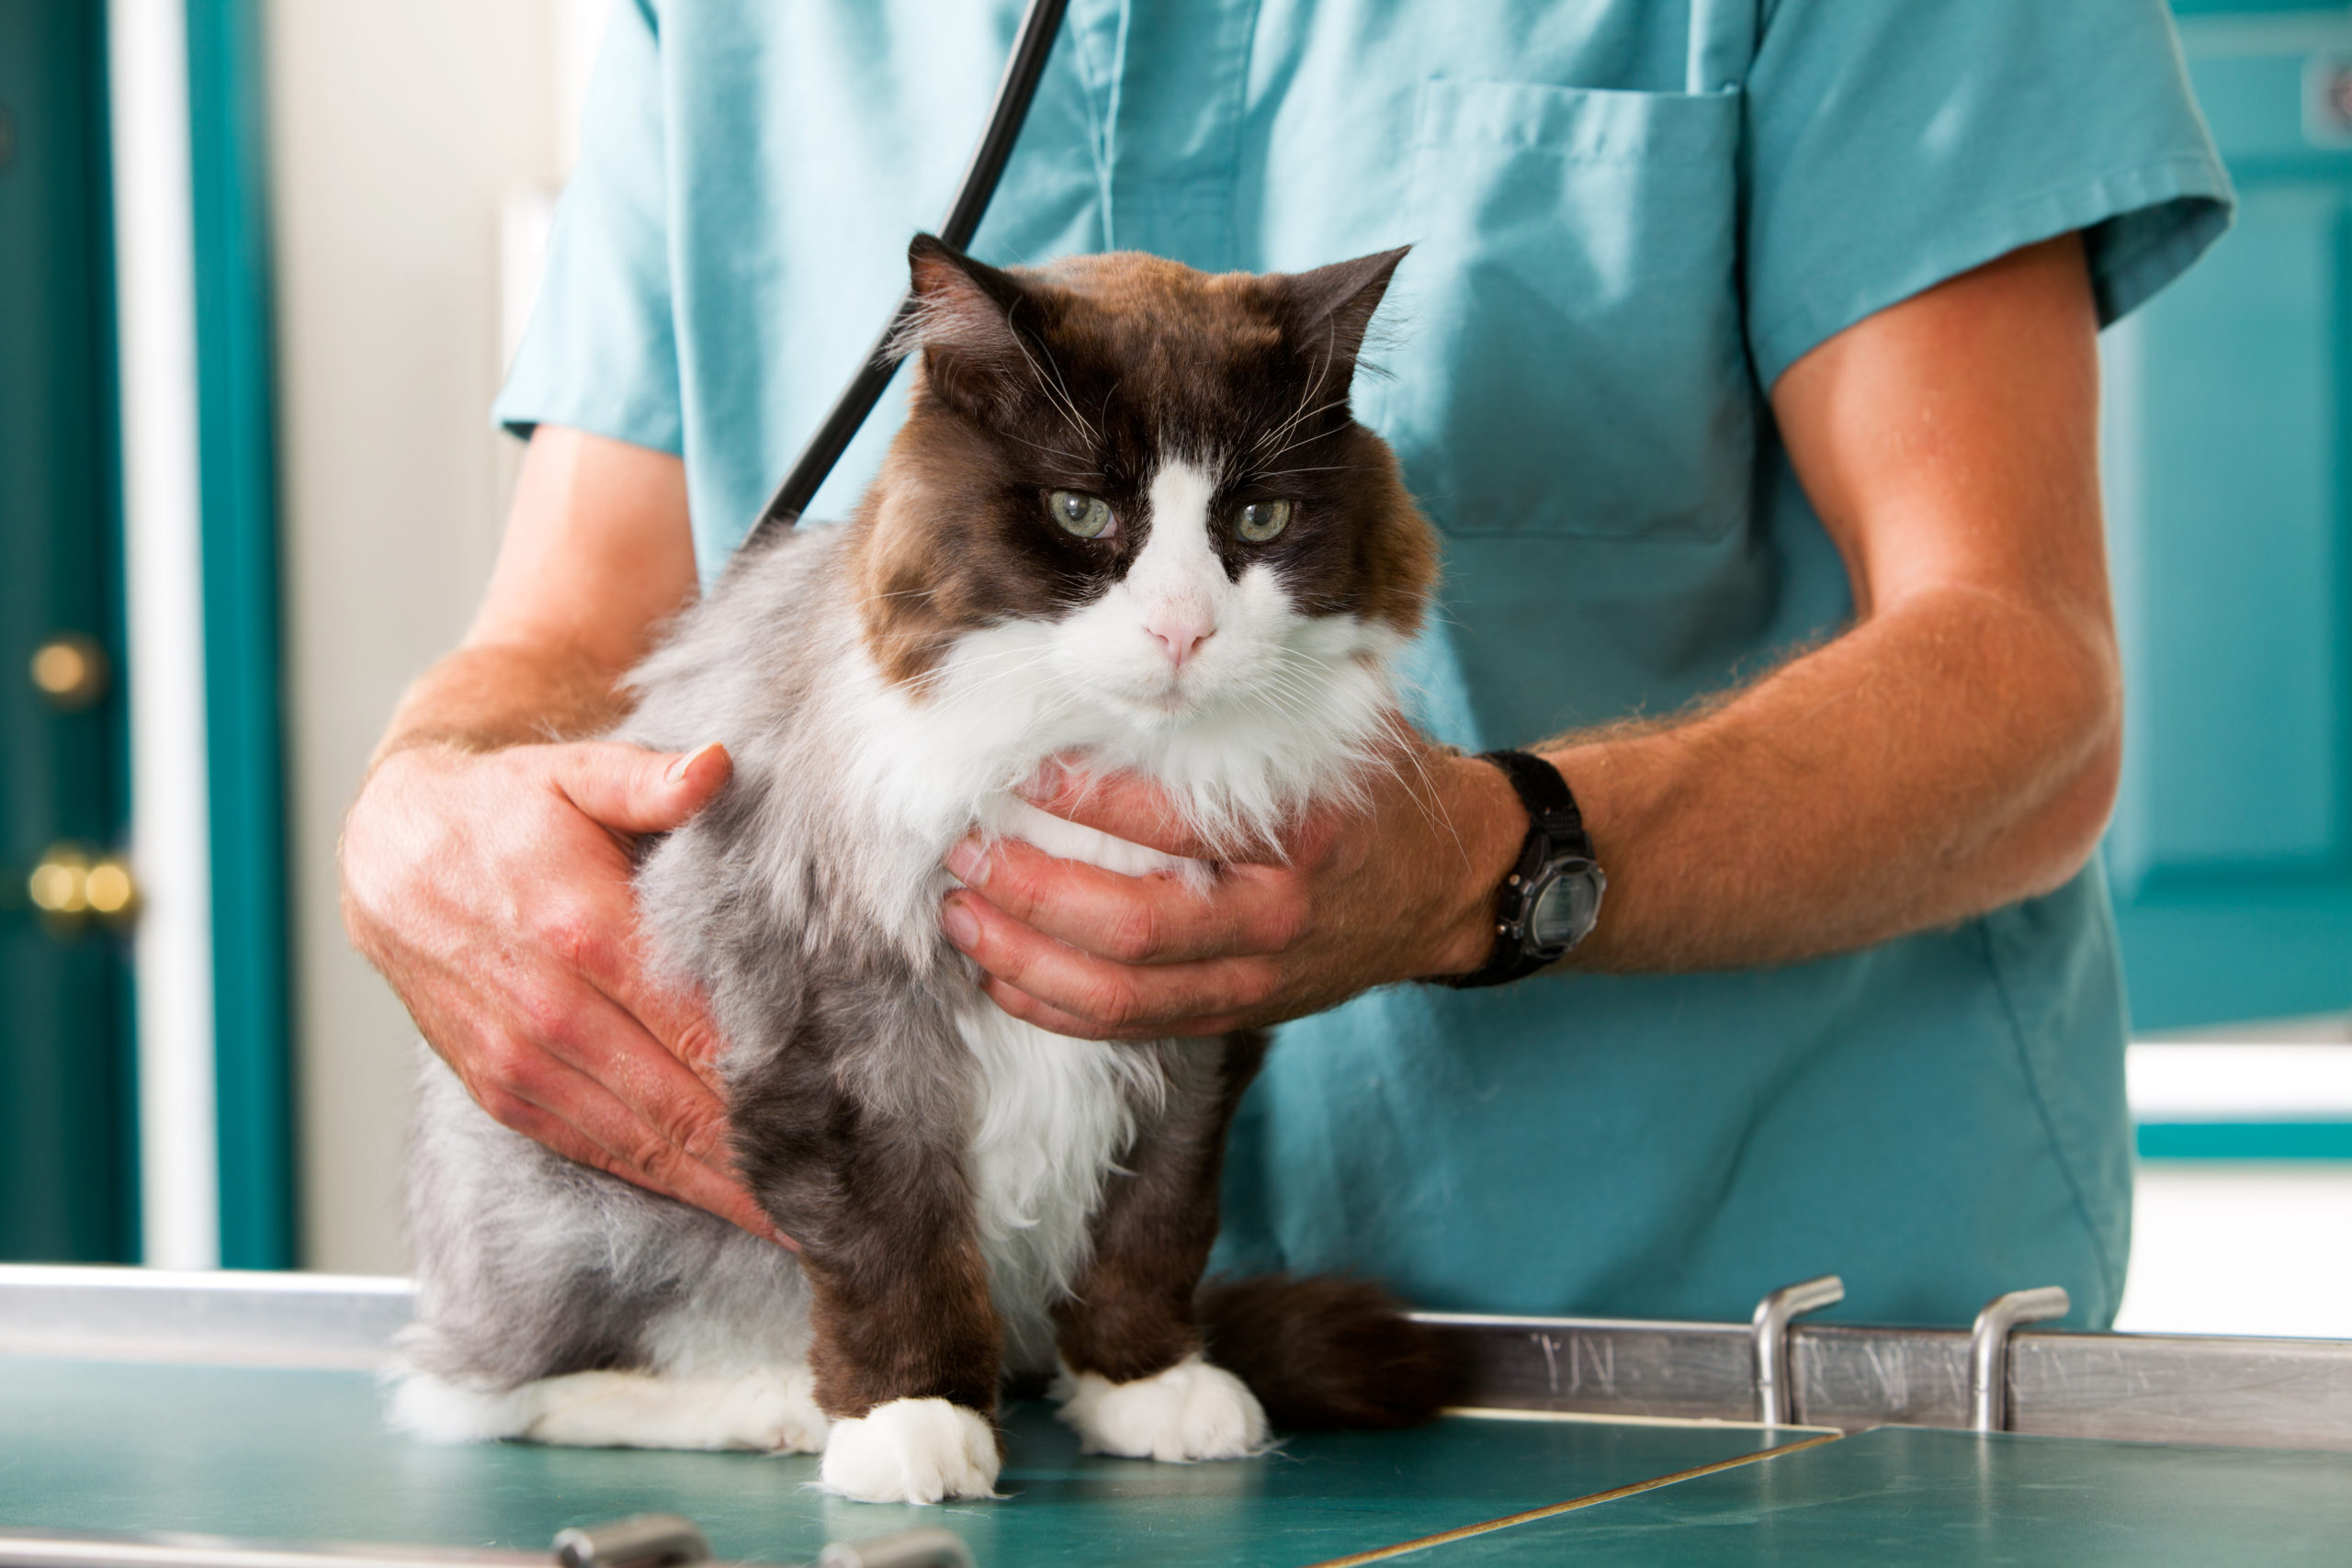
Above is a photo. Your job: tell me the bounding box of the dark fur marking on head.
[854,238,1436,689]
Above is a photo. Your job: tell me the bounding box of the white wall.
[2116,1031,2352,1338]
[2119,1164,2352,1338]
[267,0,604,1272]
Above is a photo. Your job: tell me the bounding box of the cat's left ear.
[1276,245,1410,382]
[904,232,1043,420]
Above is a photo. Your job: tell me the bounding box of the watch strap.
[1483,748,1586,846]
[1442,750,1595,989]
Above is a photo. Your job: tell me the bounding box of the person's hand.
[341,739,790,1247]
[938,740,1528,1041]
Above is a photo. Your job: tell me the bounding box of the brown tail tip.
[1196,1273,1464,1431]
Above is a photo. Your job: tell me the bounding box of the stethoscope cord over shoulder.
[748,0,1072,545]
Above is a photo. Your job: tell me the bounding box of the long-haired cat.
[393,235,1452,1504]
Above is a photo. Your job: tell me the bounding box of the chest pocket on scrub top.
[1381,80,1750,541]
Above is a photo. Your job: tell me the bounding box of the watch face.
[1527,859,1604,951]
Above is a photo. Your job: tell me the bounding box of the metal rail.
[1426,1307,2352,1452]
[6,1267,2349,1452]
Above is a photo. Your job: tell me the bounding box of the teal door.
[0,2,137,1259]
[2103,5,2352,1030]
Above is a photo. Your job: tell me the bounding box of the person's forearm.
[371,640,630,769]
[1547,583,2120,973]
[370,427,698,772]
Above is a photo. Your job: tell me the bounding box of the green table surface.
[1401,1424,2352,1566]
[0,1358,1808,1567]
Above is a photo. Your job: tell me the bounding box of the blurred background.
[2,0,2346,1337]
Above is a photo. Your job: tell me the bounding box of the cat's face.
[849,239,1435,737]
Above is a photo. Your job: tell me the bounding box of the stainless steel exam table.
[3,1267,2346,1567]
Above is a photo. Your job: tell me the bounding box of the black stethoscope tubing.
[748,0,1073,545]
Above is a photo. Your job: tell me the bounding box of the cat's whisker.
[1260,333,1336,455]
[999,430,1093,467]
[941,658,1060,705]
[1254,398,1354,464]
[1003,302,1102,448]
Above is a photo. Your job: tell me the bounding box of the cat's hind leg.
[392,1364,828,1453]
[1050,1034,1270,1462]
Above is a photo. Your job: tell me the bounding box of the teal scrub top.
[496,0,2233,1328]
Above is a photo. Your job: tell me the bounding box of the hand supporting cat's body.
[393,240,1451,1503]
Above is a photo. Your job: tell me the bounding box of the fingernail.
[945,839,989,888]
[941,897,979,950]
[770,1226,800,1253]
[666,742,718,784]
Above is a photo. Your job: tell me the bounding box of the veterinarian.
[343,1,2230,1326]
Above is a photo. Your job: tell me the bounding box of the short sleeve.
[492,0,684,454]
[1744,0,2233,390]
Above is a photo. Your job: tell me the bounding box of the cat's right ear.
[903,233,1038,420]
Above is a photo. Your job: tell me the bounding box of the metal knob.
[29,633,110,710]
[552,1516,709,1568]
[28,844,138,928]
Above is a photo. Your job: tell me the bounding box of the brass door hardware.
[27,844,138,930]
[29,633,110,710]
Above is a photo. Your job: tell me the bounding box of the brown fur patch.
[721,948,1006,1425]
[802,1229,1001,1424]
[1052,1032,1270,1385]
[849,238,1436,689]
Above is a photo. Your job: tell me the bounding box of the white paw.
[1054,1352,1269,1461]
[820,1398,1001,1504]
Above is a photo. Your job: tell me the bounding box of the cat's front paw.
[1055,1352,1269,1461]
[819,1397,1001,1504]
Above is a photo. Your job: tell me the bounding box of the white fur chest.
[955,799,1187,1365]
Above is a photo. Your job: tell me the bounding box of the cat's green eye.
[1234,499,1292,542]
[1046,490,1114,539]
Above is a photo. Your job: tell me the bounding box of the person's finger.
[1015,761,1259,862]
[616,972,733,1093]
[945,835,1301,964]
[514,863,734,1096]
[517,976,741,1167]
[485,1044,789,1247]
[977,972,1247,1043]
[944,888,1274,1037]
[548,740,732,836]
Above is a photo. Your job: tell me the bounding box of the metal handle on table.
[551,1517,707,1568]
[817,1532,974,1568]
[1751,1274,1844,1427]
[548,1520,970,1568]
[1968,1285,2070,1433]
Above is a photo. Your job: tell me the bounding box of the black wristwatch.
[1442,750,1607,988]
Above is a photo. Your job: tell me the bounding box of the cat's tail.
[1196,1274,1463,1430]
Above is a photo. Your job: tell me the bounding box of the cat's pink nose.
[1146,613,1215,669]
